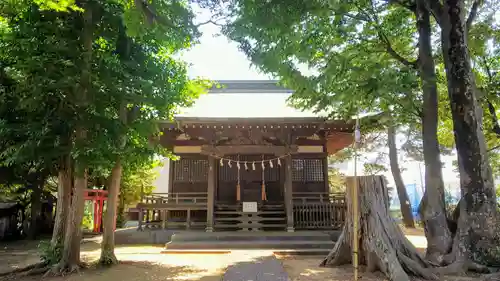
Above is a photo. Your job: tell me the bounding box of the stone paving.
[222,255,290,281]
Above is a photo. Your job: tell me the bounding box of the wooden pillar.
[162,210,167,229]
[186,209,191,230]
[284,155,294,232]
[323,153,329,193]
[137,185,144,231]
[206,156,215,232]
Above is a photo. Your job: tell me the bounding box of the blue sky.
[175,8,462,195]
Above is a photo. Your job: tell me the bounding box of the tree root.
[322,176,438,281]
[432,260,492,276]
[98,251,119,266]
[0,262,47,277]
[482,272,500,281]
[43,261,87,277]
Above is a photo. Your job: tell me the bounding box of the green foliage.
[364,163,387,175]
[328,168,346,193]
[0,0,210,191]
[219,0,421,125]
[38,240,62,266]
[121,158,158,206]
[82,201,93,230]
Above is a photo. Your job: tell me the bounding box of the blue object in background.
[389,183,423,221]
[405,183,422,219]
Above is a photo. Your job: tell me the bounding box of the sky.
[174,7,462,196]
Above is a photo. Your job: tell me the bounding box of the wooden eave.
[157,117,359,155]
[159,117,355,132]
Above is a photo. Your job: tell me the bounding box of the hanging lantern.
[269,160,273,168]
[252,162,256,170]
[244,162,248,170]
[220,158,223,166]
[228,160,232,168]
[236,161,240,170]
[277,158,281,166]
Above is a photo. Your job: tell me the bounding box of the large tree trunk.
[51,155,72,248]
[99,159,123,265]
[56,1,93,272]
[387,125,415,228]
[321,176,436,281]
[58,170,87,271]
[415,0,453,264]
[435,0,497,268]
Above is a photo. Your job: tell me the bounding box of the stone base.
[205,226,214,232]
[286,226,295,233]
[165,231,338,255]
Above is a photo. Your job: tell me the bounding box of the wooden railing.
[292,192,345,203]
[292,192,346,230]
[141,192,208,205]
[137,192,208,230]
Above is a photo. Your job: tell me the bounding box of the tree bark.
[433,0,497,268]
[99,159,123,265]
[57,0,93,272]
[58,170,87,271]
[415,0,453,264]
[97,22,130,264]
[321,176,436,281]
[51,155,72,248]
[387,125,415,228]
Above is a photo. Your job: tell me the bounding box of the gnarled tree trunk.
[321,176,436,281]
[99,159,123,265]
[415,0,453,264]
[433,0,497,269]
[387,125,414,228]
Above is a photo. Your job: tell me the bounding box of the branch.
[389,0,417,12]
[194,18,226,27]
[422,0,443,25]
[487,99,500,138]
[378,32,419,69]
[134,0,226,29]
[487,144,500,153]
[466,0,482,32]
[367,0,418,69]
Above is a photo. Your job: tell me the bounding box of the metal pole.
[352,117,360,281]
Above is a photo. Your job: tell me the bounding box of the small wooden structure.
[137,81,356,232]
[0,202,22,240]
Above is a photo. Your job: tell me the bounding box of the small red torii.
[84,189,115,233]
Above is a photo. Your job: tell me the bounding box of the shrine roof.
[160,117,356,132]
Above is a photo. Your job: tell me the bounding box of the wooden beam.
[200,145,299,156]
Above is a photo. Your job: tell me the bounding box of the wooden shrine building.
[137,81,356,232]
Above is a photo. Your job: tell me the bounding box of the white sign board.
[242,202,258,213]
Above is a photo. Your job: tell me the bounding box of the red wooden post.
[93,198,99,232]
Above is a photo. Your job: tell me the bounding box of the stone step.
[215,211,285,215]
[160,249,331,256]
[214,223,287,229]
[215,217,286,222]
[170,231,339,242]
[165,240,335,250]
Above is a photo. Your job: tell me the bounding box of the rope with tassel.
[236,154,241,201]
[261,155,267,201]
